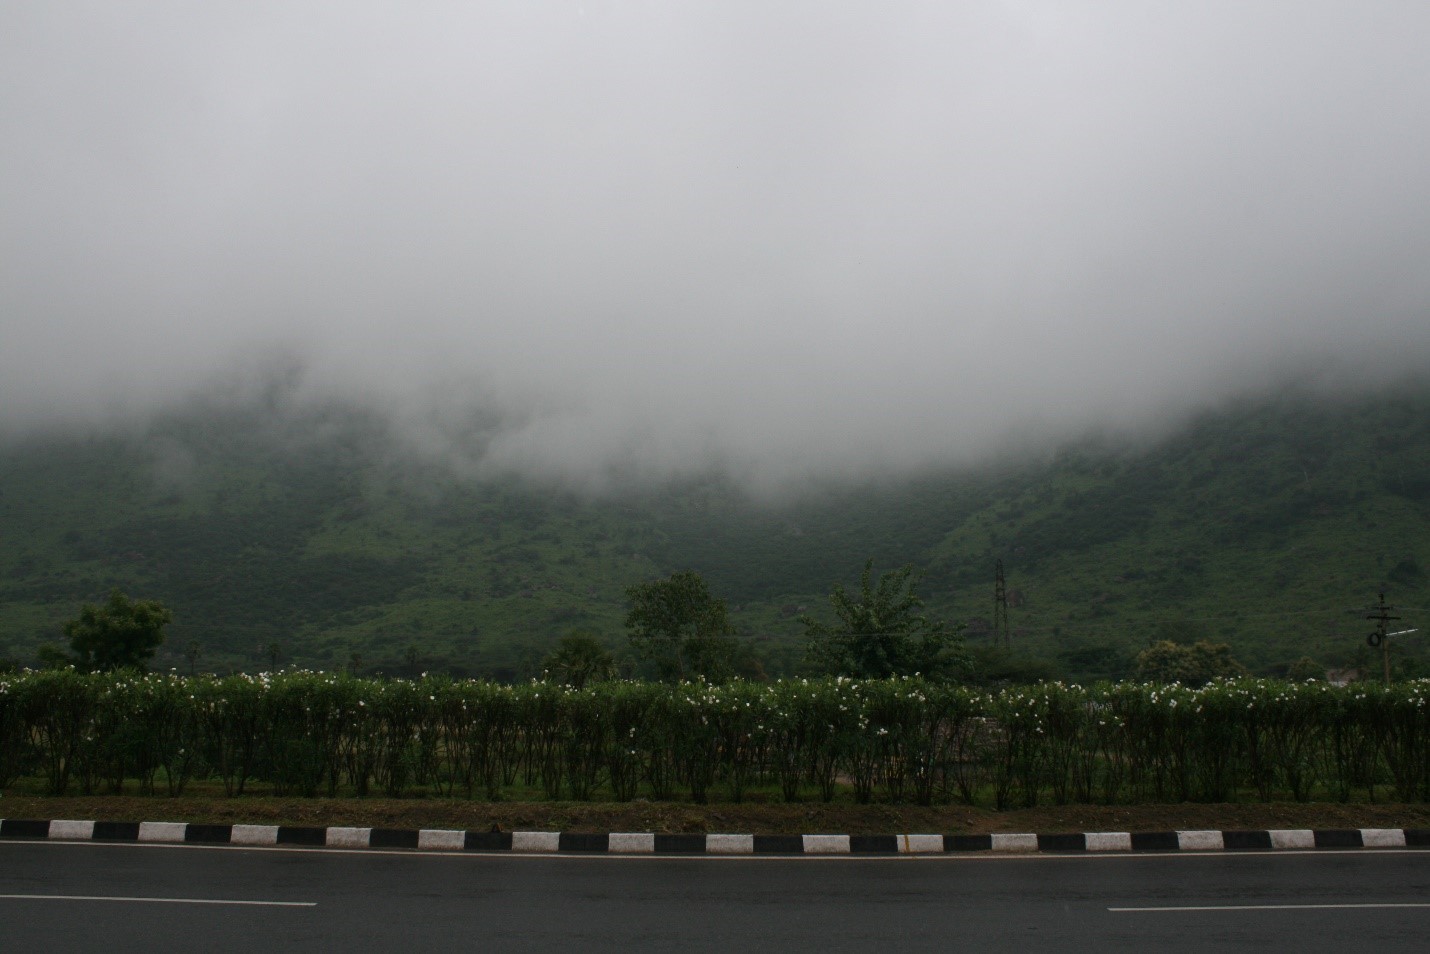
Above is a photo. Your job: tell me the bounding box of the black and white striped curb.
[3,820,1427,854]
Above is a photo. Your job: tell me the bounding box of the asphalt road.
[3,842,1429,952]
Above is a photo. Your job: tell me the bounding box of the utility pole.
[1366,591,1401,686]
[994,559,1010,650]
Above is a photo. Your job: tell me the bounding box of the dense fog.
[4,3,1429,491]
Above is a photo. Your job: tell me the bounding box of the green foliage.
[541,631,618,688]
[1388,557,1424,587]
[1054,640,1132,682]
[1134,639,1247,685]
[55,590,172,672]
[4,671,1430,805]
[803,561,968,680]
[625,571,738,682]
[0,383,1427,678]
[968,646,1060,685]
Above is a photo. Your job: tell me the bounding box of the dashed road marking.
[1110,902,1430,912]
[0,893,315,907]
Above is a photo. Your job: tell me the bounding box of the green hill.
[2,383,1427,680]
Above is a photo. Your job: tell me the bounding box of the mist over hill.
[6,6,1430,683]
[1,380,1425,680]
[7,6,1430,491]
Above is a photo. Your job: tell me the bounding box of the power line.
[944,604,1418,640]
[1366,592,1403,686]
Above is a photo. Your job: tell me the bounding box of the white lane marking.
[1111,903,1430,912]
[0,894,314,907]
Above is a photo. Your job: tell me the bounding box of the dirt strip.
[5,795,1430,835]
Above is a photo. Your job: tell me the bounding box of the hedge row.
[1,671,1427,806]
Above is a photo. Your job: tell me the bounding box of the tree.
[802,560,968,680]
[57,589,172,672]
[541,631,618,688]
[625,571,737,681]
[1134,639,1246,685]
[968,645,1060,686]
[1285,656,1324,682]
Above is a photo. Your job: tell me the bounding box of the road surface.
[3,841,1428,952]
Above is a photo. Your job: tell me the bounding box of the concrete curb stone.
[4,818,1427,856]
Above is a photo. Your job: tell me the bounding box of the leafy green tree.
[969,646,1060,686]
[1134,639,1246,684]
[1285,656,1324,682]
[541,630,618,688]
[55,589,172,672]
[1056,640,1132,682]
[625,571,737,682]
[802,560,968,680]
[1152,620,1211,645]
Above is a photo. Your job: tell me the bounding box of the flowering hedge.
[1,671,1426,805]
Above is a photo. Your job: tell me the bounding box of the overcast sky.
[3,2,1429,489]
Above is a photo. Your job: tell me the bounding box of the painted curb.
[4,819,1429,855]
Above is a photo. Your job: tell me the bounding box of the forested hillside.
[1,383,1426,680]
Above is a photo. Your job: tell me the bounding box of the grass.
[5,789,1430,836]
[7,771,1430,836]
